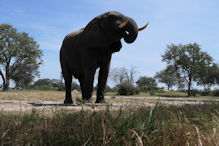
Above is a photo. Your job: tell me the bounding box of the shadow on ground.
[28,102,76,107]
[28,102,108,107]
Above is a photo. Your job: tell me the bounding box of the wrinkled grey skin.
[60,11,139,104]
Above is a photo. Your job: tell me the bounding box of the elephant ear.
[82,15,114,49]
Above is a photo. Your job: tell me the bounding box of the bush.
[156,89,165,93]
[104,85,112,93]
[149,90,155,96]
[37,85,52,90]
[134,87,140,94]
[177,89,187,93]
[191,89,198,97]
[111,87,119,92]
[57,82,65,91]
[212,89,219,97]
[94,84,111,93]
[72,82,80,91]
[200,89,211,96]
[117,82,137,95]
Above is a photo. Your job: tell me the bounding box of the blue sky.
[0,0,219,86]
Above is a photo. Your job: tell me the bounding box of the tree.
[0,24,43,91]
[11,64,39,89]
[162,43,213,96]
[155,66,177,90]
[33,78,52,89]
[196,63,219,89]
[136,76,157,91]
[155,65,184,90]
[110,66,137,85]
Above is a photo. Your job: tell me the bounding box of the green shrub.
[149,90,155,96]
[117,82,136,95]
[94,84,112,93]
[212,89,219,97]
[156,89,165,93]
[200,89,211,96]
[57,82,65,91]
[134,87,140,94]
[177,89,187,93]
[191,89,198,97]
[37,85,52,90]
[72,82,80,91]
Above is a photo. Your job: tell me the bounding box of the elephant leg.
[96,64,110,103]
[82,68,96,102]
[63,72,73,104]
[78,76,85,100]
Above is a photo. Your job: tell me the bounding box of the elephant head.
[82,11,148,49]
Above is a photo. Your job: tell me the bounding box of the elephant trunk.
[123,18,138,44]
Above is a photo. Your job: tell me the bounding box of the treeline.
[21,78,79,91]
[108,43,219,97]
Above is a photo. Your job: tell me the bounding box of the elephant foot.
[82,99,92,104]
[64,98,73,104]
[95,98,106,104]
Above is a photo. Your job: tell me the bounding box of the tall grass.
[1,103,219,145]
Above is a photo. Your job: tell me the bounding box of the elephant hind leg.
[95,59,111,103]
[63,72,73,104]
[78,76,93,103]
[78,76,85,98]
[81,68,96,101]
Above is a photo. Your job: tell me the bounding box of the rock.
[72,90,79,94]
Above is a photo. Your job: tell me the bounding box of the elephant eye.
[115,20,121,25]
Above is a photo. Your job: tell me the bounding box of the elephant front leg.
[96,64,110,103]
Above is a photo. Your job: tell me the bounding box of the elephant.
[60,11,148,104]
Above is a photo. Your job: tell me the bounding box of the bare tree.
[109,66,137,95]
[110,66,137,85]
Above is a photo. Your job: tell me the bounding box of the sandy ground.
[0,99,154,112]
[1,96,219,112]
[114,96,219,105]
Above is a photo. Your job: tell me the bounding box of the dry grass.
[0,90,160,104]
[1,103,219,145]
[106,97,156,104]
[155,90,188,97]
[0,90,80,101]
[1,90,219,145]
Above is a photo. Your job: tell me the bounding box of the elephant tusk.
[118,19,129,29]
[138,22,149,31]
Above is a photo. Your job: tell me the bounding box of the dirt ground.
[1,95,219,112]
[0,99,137,112]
